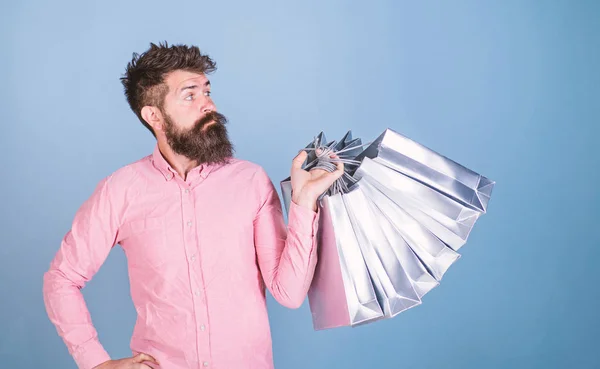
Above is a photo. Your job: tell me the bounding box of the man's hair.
[120,42,217,137]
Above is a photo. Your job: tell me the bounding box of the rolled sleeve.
[287,199,320,238]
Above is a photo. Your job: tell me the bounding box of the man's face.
[159,70,233,164]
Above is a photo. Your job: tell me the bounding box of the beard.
[163,110,234,165]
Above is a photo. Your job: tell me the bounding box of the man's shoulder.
[225,157,263,172]
[102,154,153,188]
[222,158,271,180]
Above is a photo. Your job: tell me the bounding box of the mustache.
[196,111,228,129]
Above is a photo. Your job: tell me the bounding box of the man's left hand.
[290,150,345,212]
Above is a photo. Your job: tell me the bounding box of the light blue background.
[1,1,599,368]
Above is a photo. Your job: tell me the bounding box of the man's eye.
[204,91,211,97]
[185,94,194,101]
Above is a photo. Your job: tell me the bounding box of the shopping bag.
[343,185,423,318]
[355,128,494,213]
[355,176,461,281]
[308,192,384,330]
[354,157,480,251]
[279,128,494,330]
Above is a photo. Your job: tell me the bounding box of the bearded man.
[43,42,343,369]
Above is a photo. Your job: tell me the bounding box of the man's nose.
[202,100,216,114]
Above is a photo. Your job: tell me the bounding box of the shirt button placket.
[181,186,212,368]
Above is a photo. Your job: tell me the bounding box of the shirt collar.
[151,144,226,181]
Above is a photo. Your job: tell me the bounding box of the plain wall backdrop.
[1,1,599,368]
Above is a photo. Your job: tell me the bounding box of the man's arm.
[253,166,320,309]
[43,175,120,369]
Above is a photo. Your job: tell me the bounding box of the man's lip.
[201,120,217,130]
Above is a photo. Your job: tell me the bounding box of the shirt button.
[185,189,190,194]
[195,290,201,296]
[190,254,196,262]
[187,221,192,227]
[200,324,206,331]
[203,362,209,367]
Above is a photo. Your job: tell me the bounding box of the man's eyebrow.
[179,80,211,93]
[179,85,199,93]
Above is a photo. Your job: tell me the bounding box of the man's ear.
[141,106,164,133]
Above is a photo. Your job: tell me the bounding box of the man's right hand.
[93,353,159,369]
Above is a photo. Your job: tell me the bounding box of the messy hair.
[120,42,217,137]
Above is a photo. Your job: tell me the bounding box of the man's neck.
[157,141,199,181]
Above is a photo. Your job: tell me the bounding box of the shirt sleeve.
[43,175,120,369]
[252,167,320,309]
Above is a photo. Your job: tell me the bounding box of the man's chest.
[116,178,261,272]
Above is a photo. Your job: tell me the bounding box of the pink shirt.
[43,146,320,369]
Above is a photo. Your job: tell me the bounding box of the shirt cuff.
[72,338,111,369]
[288,199,320,237]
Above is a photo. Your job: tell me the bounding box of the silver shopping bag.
[364,184,440,298]
[356,176,460,281]
[280,128,494,330]
[343,185,423,318]
[308,193,384,330]
[355,128,495,213]
[354,158,480,251]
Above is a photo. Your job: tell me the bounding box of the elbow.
[278,295,305,310]
[42,269,59,300]
[269,284,306,309]
[288,300,304,310]
[42,269,52,291]
[266,273,312,309]
[42,270,57,314]
[269,282,306,309]
[42,267,81,298]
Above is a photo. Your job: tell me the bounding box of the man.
[43,42,343,369]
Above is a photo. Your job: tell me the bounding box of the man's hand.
[93,353,159,369]
[290,150,344,212]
